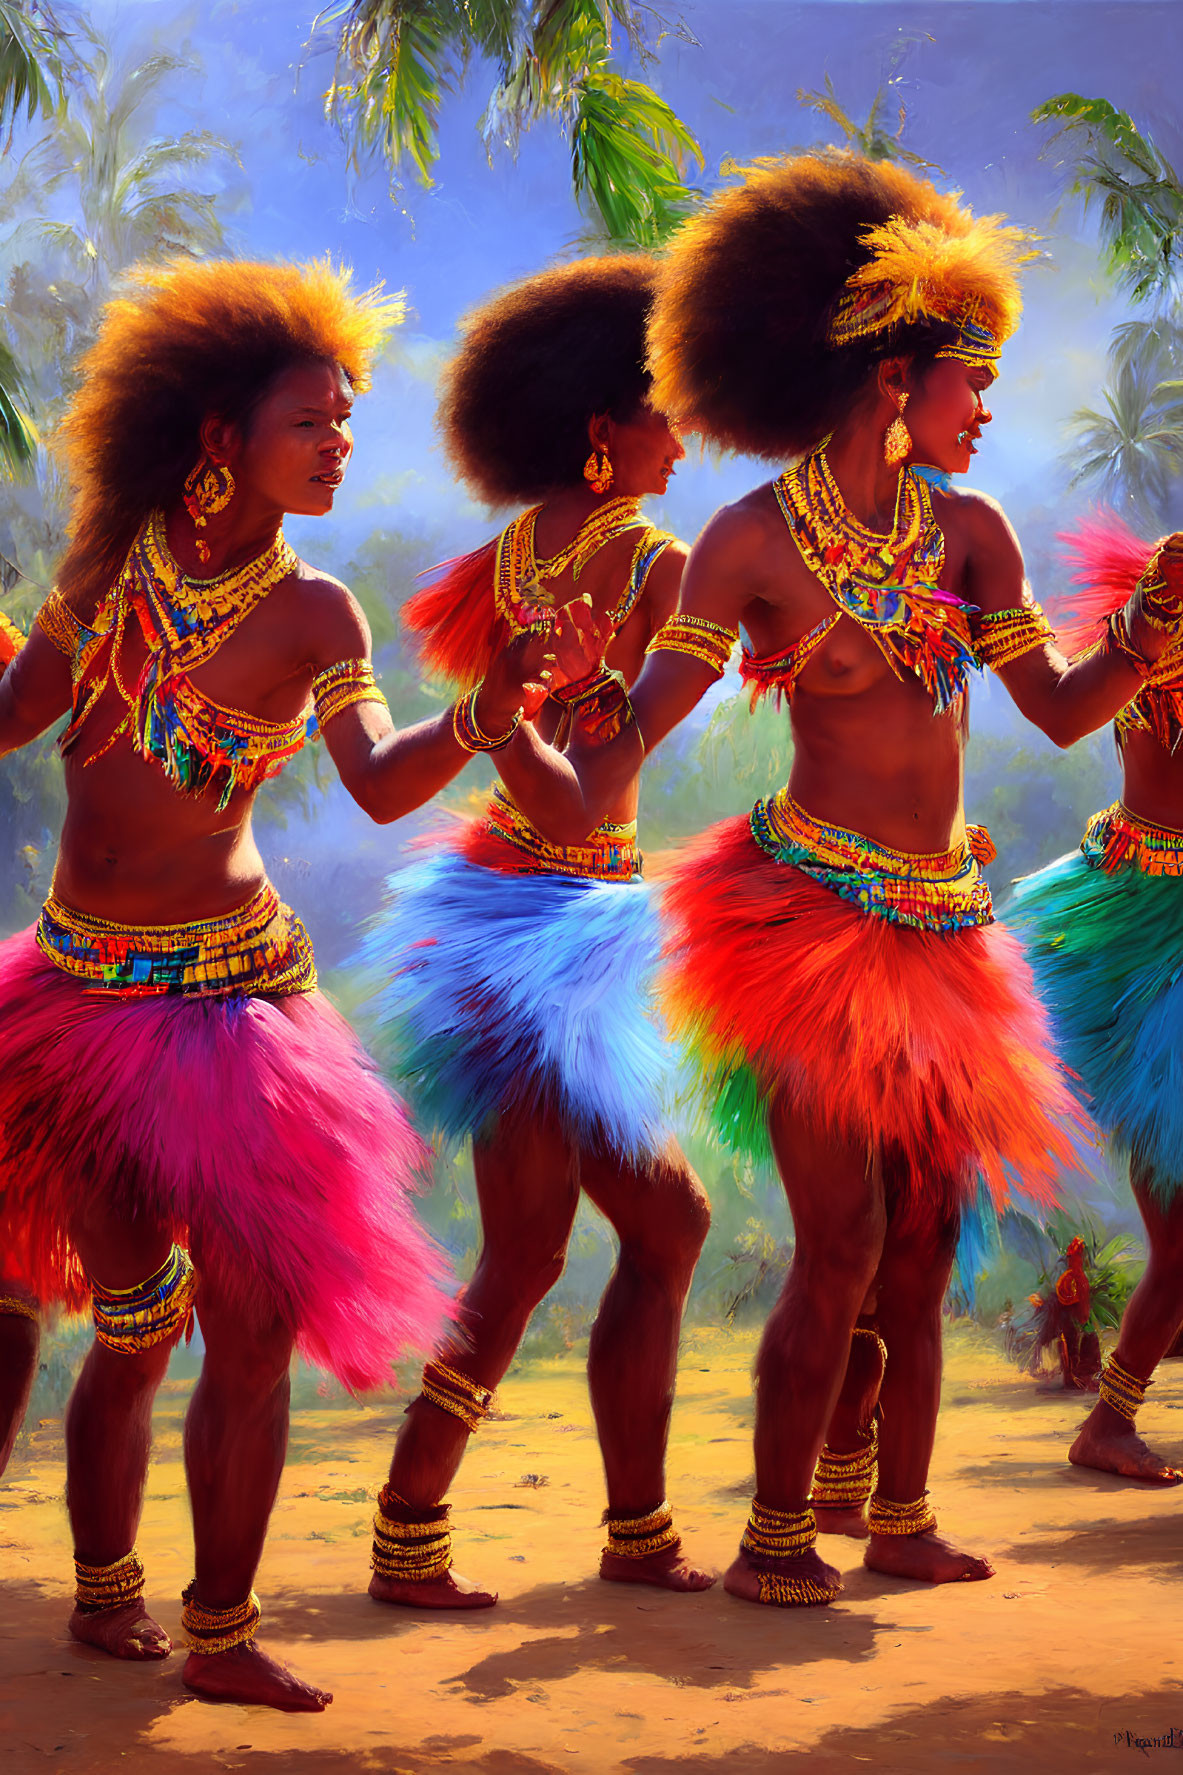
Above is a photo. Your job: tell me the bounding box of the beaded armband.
[0,1292,37,1322]
[312,658,390,728]
[811,1425,877,1509]
[974,602,1055,670]
[34,587,80,661]
[867,1492,938,1537]
[552,666,635,746]
[739,1500,840,1605]
[90,1244,197,1355]
[603,1501,680,1562]
[646,614,738,678]
[452,685,521,754]
[1098,1355,1149,1423]
[0,608,25,664]
[1134,536,1183,633]
[419,1358,494,1431]
[181,1582,261,1655]
[372,1485,452,1582]
[75,1549,146,1615]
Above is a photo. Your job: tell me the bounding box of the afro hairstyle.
[648,152,1009,461]
[438,254,660,508]
[56,258,403,603]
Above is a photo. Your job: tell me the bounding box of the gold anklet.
[74,1548,145,1615]
[419,1359,494,1432]
[740,1500,841,1605]
[603,1501,680,1560]
[372,1486,452,1582]
[812,1424,877,1507]
[0,1293,38,1322]
[1099,1355,1149,1423]
[868,1492,937,1537]
[180,1582,261,1655]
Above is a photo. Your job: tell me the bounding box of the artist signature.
[1114,1729,1183,1755]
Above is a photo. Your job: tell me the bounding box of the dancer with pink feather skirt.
[0,260,597,1712]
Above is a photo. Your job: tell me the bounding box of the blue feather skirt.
[1008,849,1183,1196]
[357,849,673,1160]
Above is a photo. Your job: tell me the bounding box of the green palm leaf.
[0,1,62,132]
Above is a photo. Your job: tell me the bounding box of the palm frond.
[0,1,62,130]
[0,338,37,475]
[569,67,702,248]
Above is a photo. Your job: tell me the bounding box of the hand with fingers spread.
[546,595,615,694]
[478,623,559,732]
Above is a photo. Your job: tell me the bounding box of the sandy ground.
[3,1323,1183,1774]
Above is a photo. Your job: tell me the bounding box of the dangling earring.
[883,392,911,468]
[583,450,613,495]
[183,456,236,564]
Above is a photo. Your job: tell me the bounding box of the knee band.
[90,1244,197,1355]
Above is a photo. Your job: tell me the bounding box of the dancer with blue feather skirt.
[1009,515,1183,1485]
[361,257,715,1608]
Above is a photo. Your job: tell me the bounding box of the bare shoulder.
[694,483,785,563]
[286,559,372,670]
[934,483,1018,551]
[637,535,690,634]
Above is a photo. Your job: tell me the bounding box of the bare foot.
[182,1641,331,1711]
[722,1549,841,1608]
[600,1545,716,1592]
[1069,1404,1183,1485]
[865,1531,994,1584]
[813,1503,870,1540]
[368,1568,497,1610]
[69,1601,171,1660]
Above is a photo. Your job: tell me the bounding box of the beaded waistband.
[1081,801,1183,877]
[37,882,317,997]
[468,785,641,882]
[750,789,995,932]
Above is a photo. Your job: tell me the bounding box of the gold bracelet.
[646,614,737,678]
[452,685,521,754]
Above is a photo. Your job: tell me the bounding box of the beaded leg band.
[90,1244,197,1355]
[603,1501,681,1563]
[0,1293,38,1323]
[181,1582,261,1655]
[812,1423,878,1509]
[740,1501,840,1605]
[74,1549,146,1615]
[418,1359,494,1433]
[868,1493,938,1538]
[1099,1355,1149,1423]
[372,1485,452,1583]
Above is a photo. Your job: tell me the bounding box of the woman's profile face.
[593,401,685,500]
[223,359,355,518]
[904,357,995,476]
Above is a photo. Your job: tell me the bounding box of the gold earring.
[583,449,613,495]
[883,392,911,467]
[183,456,236,563]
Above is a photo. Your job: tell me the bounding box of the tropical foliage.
[1035,95,1183,526]
[321,0,703,248]
[794,35,940,171]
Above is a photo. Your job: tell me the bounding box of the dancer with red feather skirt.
[1009,517,1183,1486]
[508,152,1183,1607]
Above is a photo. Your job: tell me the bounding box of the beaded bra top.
[742,447,980,716]
[402,498,676,692]
[48,513,309,811]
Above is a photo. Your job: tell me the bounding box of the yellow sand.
[3,1324,1182,1773]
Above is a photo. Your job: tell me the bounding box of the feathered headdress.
[827,211,1031,367]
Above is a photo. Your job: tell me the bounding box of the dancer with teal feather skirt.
[1010,517,1183,1484]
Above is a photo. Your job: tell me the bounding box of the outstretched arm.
[0,616,74,758]
[965,497,1177,748]
[314,585,554,824]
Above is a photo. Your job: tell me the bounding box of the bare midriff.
[1119,727,1183,835]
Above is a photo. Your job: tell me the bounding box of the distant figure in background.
[361,257,713,1608]
[0,259,589,1710]
[518,152,1180,1607]
[1010,519,1183,1485]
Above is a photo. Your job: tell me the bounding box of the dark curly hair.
[56,258,401,603]
[438,255,659,507]
[648,153,974,460]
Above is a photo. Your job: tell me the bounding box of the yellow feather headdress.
[827,211,1032,366]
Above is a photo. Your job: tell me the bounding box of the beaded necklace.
[494,497,642,632]
[773,446,979,714]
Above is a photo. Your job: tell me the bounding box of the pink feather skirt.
[0,925,450,1391]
